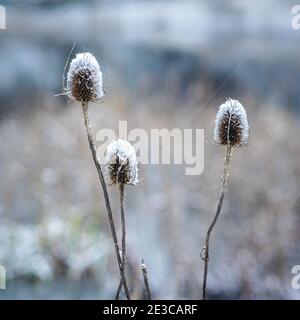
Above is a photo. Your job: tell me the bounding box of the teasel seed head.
[213,98,249,147]
[105,139,138,185]
[66,52,103,103]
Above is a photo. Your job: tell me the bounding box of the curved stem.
[141,259,152,300]
[116,183,126,300]
[202,145,232,300]
[82,103,130,300]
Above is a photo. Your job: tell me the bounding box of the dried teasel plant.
[201,98,249,300]
[106,139,138,186]
[141,259,152,300]
[66,52,104,103]
[105,139,138,299]
[213,98,249,147]
[65,52,131,299]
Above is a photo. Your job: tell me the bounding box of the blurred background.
[0,0,300,299]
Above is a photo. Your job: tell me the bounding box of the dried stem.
[141,259,152,300]
[116,183,126,300]
[82,103,130,300]
[201,145,233,300]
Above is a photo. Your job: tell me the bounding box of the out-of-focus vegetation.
[0,0,300,299]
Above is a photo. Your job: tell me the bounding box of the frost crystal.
[105,139,138,185]
[66,52,103,103]
[213,98,249,147]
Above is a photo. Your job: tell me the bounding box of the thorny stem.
[201,145,233,300]
[116,183,126,300]
[82,103,130,300]
[141,259,152,300]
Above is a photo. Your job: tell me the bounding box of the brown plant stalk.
[141,259,152,300]
[105,139,138,299]
[201,145,232,300]
[82,102,130,299]
[116,183,126,300]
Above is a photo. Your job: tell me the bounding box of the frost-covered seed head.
[105,139,138,185]
[66,52,103,103]
[213,98,249,147]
